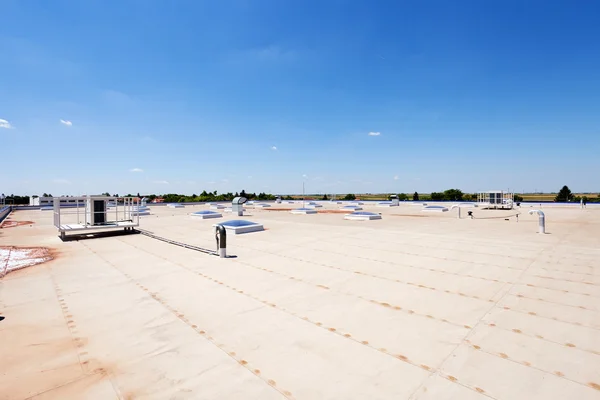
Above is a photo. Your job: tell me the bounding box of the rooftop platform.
[1,202,599,399]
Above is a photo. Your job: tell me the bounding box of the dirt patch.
[1,246,54,278]
[0,220,35,228]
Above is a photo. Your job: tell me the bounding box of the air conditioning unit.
[86,197,107,225]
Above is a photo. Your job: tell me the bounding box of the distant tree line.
[146,190,278,204]
[6,185,600,205]
[554,185,599,203]
[1,194,30,205]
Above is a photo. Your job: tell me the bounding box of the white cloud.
[368,132,381,136]
[0,119,14,129]
[53,178,71,184]
[271,146,277,151]
[129,168,144,173]
[394,176,399,180]
[60,119,72,126]
[302,174,308,178]
[153,180,169,184]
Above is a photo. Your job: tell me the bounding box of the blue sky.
[2,0,599,196]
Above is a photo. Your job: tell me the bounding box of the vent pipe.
[528,210,546,234]
[450,205,462,219]
[215,225,227,258]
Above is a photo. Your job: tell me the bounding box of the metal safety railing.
[0,206,12,225]
[53,197,141,231]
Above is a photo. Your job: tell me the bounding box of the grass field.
[290,193,600,202]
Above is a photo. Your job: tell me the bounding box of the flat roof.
[1,202,599,399]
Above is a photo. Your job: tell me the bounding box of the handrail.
[0,206,12,225]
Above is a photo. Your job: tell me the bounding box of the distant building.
[30,196,81,206]
[30,196,105,207]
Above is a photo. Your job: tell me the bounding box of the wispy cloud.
[394,175,399,180]
[271,145,277,151]
[368,132,381,136]
[129,168,144,173]
[153,180,169,184]
[53,178,71,184]
[0,119,14,129]
[60,119,72,126]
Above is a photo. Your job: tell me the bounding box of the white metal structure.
[191,211,222,219]
[167,203,184,208]
[291,208,318,215]
[53,196,140,239]
[344,212,382,221]
[477,190,514,209]
[422,205,449,212]
[212,220,264,234]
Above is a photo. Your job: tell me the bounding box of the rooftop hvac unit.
[86,197,107,225]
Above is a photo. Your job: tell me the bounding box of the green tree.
[343,193,356,201]
[555,185,574,202]
[430,192,444,201]
[397,193,408,201]
[413,192,419,201]
[322,194,329,200]
[514,194,524,202]
[443,189,463,201]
